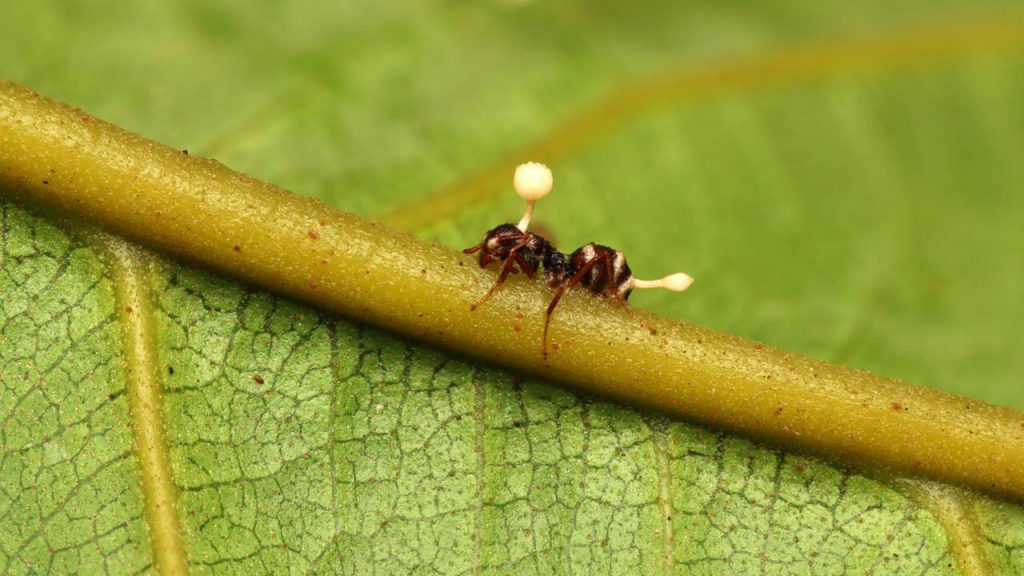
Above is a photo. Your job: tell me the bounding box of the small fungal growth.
[464,162,694,356]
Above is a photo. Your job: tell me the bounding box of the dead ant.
[464,162,693,356]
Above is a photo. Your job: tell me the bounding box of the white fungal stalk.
[632,272,695,292]
[513,161,553,232]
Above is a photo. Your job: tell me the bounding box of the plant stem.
[2,81,1023,500]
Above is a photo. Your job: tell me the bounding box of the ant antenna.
[513,162,553,232]
[632,273,695,292]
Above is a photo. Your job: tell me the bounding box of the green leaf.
[3,1,1024,575]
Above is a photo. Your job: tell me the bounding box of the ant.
[464,162,693,356]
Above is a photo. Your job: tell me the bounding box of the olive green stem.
[2,81,1023,501]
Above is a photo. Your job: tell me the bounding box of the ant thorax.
[541,249,572,287]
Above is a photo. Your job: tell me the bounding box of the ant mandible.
[464,162,694,356]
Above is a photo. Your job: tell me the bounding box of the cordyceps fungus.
[463,161,694,356]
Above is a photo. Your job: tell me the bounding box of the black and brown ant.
[464,162,693,355]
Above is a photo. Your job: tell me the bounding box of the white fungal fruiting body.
[514,162,553,201]
[514,162,553,232]
[633,273,694,292]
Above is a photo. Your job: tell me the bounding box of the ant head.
[514,162,552,232]
[465,224,527,268]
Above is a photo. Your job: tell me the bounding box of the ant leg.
[543,255,605,357]
[603,257,656,335]
[611,293,656,335]
[470,238,531,310]
[470,257,518,310]
[514,253,538,278]
[463,242,491,268]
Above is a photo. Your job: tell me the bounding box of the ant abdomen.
[569,243,634,300]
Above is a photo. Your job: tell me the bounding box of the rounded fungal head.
[513,162,553,201]
[659,273,695,291]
